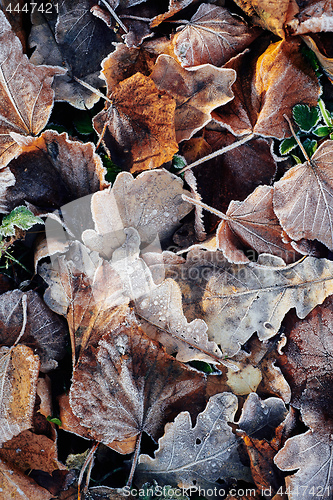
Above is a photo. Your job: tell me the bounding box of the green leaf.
[292,104,320,132]
[101,155,122,184]
[313,126,331,137]
[172,154,186,170]
[318,98,333,127]
[46,416,62,426]
[303,138,317,158]
[189,360,215,374]
[279,136,297,155]
[0,207,43,238]
[73,113,94,135]
[291,154,303,164]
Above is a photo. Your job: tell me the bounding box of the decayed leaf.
[151,55,236,142]
[82,169,193,256]
[214,38,320,139]
[274,431,333,500]
[93,72,178,172]
[303,36,333,83]
[0,10,65,168]
[216,185,297,264]
[287,1,333,35]
[0,289,67,372]
[169,249,333,356]
[0,343,40,446]
[233,0,299,38]
[137,392,251,489]
[151,0,196,28]
[0,457,53,500]
[173,4,260,68]
[0,130,107,213]
[273,140,333,251]
[69,314,207,447]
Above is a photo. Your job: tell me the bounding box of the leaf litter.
[1,0,333,497]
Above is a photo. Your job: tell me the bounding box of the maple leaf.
[136,392,251,489]
[173,4,260,68]
[93,72,178,173]
[0,10,65,168]
[214,38,321,139]
[273,140,333,251]
[151,54,236,142]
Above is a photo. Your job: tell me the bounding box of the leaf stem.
[77,442,99,500]
[182,194,231,221]
[283,114,310,162]
[126,432,142,488]
[98,0,129,33]
[177,133,255,174]
[74,77,112,103]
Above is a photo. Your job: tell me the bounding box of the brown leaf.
[151,55,236,142]
[69,313,207,446]
[93,72,178,173]
[287,1,333,35]
[302,35,333,83]
[214,38,320,139]
[233,0,299,38]
[0,290,67,372]
[273,140,333,250]
[0,457,53,500]
[173,4,260,68]
[0,11,65,168]
[0,344,40,446]
[0,130,107,213]
[216,185,298,264]
[150,0,197,28]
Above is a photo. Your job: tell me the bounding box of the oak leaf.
[93,72,178,172]
[273,140,333,250]
[151,55,236,142]
[69,313,207,447]
[214,39,320,139]
[0,10,65,168]
[173,4,260,68]
[137,392,251,489]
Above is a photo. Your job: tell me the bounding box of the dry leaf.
[216,185,298,264]
[137,392,251,489]
[303,35,333,83]
[0,457,53,500]
[151,0,197,28]
[93,72,178,172]
[273,140,333,251]
[69,313,207,447]
[0,343,40,446]
[0,10,65,168]
[214,38,320,138]
[173,4,260,68]
[151,54,236,142]
[287,1,333,35]
[233,0,299,38]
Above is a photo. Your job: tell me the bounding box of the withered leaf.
[151,55,236,142]
[93,72,178,172]
[151,0,197,28]
[216,185,297,264]
[274,431,333,500]
[137,392,251,489]
[69,313,207,447]
[214,38,320,139]
[169,249,333,356]
[233,0,299,38]
[0,11,65,168]
[0,343,40,446]
[0,457,53,500]
[173,4,260,68]
[273,140,333,250]
[0,130,107,213]
[287,1,333,35]
[302,36,333,83]
[0,289,67,372]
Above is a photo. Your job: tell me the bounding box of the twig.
[182,194,231,221]
[98,0,128,33]
[126,432,142,488]
[283,114,310,162]
[177,133,255,174]
[74,77,112,103]
[77,442,99,500]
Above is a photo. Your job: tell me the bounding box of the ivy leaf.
[0,207,43,238]
[292,104,320,132]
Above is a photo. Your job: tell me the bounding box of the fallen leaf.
[93,72,178,172]
[0,10,65,168]
[287,1,333,35]
[273,140,333,250]
[69,313,207,448]
[233,0,299,38]
[151,54,236,142]
[214,38,320,138]
[136,392,251,489]
[173,4,260,68]
[151,0,197,28]
[215,185,298,264]
[0,457,53,500]
[0,130,107,213]
[0,289,67,372]
[302,35,333,83]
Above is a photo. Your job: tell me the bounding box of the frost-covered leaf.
[287,1,333,35]
[273,140,333,250]
[0,206,43,237]
[173,4,260,68]
[151,55,236,142]
[302,35,333,84]
[0,10,65,168]
[292,104,320,132]
[0,457,53,500]
[137,392,251,489]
